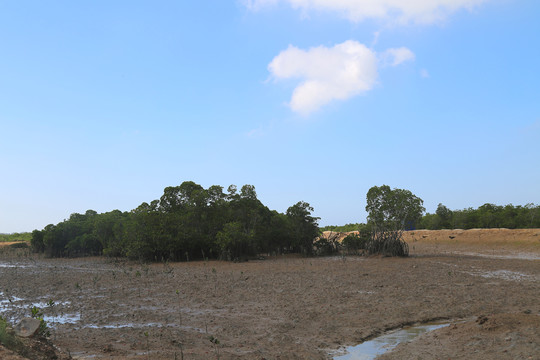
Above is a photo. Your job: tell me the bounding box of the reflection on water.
[334,322,450,360]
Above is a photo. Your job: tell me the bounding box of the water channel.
[333,322,450,360]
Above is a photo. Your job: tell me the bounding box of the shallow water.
[334,322,450,360]
[457,251,540,260]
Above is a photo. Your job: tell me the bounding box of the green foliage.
[320,223,363,232]
[216,222,252,261]
[0,232,31,242]
[31,181,320,261]
[435,203,453,229]
[365,185,423,257]
[30,306,50,337]
[31,229,45,252]
[418,203,540,230]
[286,201,320,255]
[9,242,29,249]
[0,315,21,350]
[366,185,425,231]
[342,232,368,254]
[365,230,409,257]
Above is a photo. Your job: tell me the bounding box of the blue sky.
[1,0,539,233]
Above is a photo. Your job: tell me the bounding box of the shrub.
[313,236,340,255]
[0,316,21,350]
[342,233,367,254]
[365,231,409,257]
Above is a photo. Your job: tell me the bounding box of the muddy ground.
[0,229,539,359]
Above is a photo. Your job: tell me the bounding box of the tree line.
[0,232,32,242]
[322,203,540,232]
[30,181,540,261]
[420,203,540,230]
[31,181,319,261]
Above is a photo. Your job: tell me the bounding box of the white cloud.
[381,47,415,67]
[245,0,488,25]
[268,40,413,115]
[420,68,430,78]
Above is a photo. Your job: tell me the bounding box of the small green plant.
[30,306,50,337]
[208,335,221,359]
[46,300,56,333]
[144,331,150,360]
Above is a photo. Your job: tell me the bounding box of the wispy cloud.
[420,68,430,78]
[381,47,415,67]
[246,126,265,138]
[268,40,414,115]
[244,0,488,25]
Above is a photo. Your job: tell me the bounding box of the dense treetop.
[31,181,319,261]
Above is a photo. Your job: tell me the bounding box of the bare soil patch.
[0,229,539,359]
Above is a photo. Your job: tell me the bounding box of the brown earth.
[378,312,539,360]
[0,229,539,359]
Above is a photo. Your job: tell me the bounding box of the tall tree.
[366,185,425,232]
[365,185,425,256]
[286,201,319,255]
[436,203,453,229]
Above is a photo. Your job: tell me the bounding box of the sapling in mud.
[92,275,102,288]
[162,260,174,275]
[142,263,150,276]
[212,267,218,294]
[30,305,50,337]
[175,289,183,327]
[208,335,221,360]
[46,299,57,340]
[176,342,185,360]
[143,331,150,360]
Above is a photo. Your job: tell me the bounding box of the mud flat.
[0,229,539,359]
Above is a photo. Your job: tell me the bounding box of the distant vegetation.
[419,203,540,230]
[0,232,31,242]
[323,204,540,233]
[320,223,363,232]
[31,181,319,261]
[28,181,540,261]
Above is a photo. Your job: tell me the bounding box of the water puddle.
[0,262,34,268]
[333,322,450,360]
[473,269,536,281]
[78,322,204,332]
[0,292,81,327]
[455,252,540,260]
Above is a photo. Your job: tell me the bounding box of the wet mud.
[0,230,539,359]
